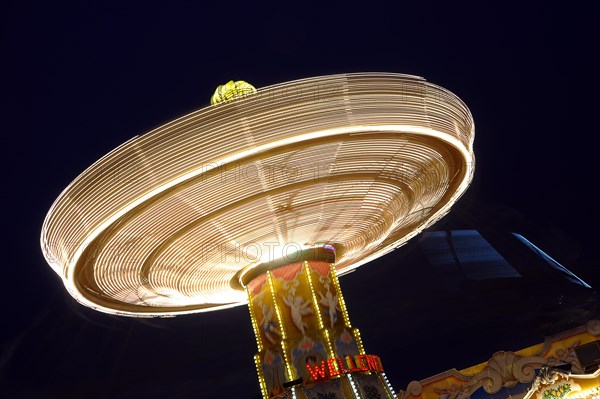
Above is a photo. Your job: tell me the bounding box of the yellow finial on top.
[210,80,257,105]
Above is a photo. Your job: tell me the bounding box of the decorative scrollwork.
[467,351,557,394]
[586,319,600,336]
[397,380,423,399]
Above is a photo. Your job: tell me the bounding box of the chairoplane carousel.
[41,72,475,398]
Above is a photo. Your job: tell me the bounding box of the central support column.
[245,247,396,399]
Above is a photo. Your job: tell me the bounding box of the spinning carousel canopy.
[41,73,475,317]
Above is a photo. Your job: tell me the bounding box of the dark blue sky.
[2,1,599,398]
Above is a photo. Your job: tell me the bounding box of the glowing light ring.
[41,73,475,317]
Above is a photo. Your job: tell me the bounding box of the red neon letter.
[306,361,327,381]
[366,355,378,371]
[346,355,359,372]
[337,357,348,374]
[327,358,340,376]
[356,354,369,371]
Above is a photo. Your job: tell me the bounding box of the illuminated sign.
[306,354,384,382]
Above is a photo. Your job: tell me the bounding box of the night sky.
[3,1,600,398]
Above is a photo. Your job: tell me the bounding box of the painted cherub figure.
[318,290,339,329]
[434,384,469,399]
[260,304,281,344]
[282,294,313,335]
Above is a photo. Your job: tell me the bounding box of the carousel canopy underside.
[41,73,475,316]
